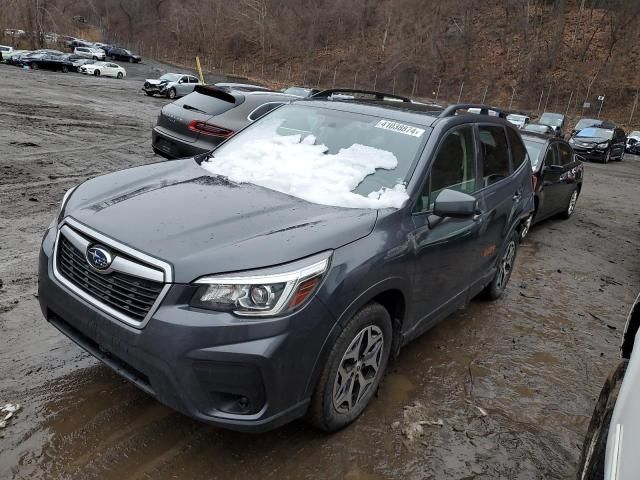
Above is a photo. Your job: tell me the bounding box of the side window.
[416,127,477,212]
[507,127,527,170]
[190,77,199,83]
[478,125,511,186]
[558,143,573,165]
[248,102,284,121]
[544,144,559,167]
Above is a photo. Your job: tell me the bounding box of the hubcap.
[332,325,384,414]
[521,215,533,239]
[495,241,516,291]
[568,190,578,215]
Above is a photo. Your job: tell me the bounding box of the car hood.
[145,79,165,85]
[573,137,608,144]
[64,159,378,283]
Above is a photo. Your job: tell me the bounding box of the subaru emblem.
[86,245,113,271]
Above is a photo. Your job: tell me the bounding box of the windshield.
[283,87,311,97]
[202,104,428,209]
[522,138,545,171]
[539,113,563,127]
[160,73,181,82]
[576,127,613,140]
[574,118,600,131]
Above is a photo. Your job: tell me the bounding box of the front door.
[410,125,482,325]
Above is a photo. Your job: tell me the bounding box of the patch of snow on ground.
[201,122,409,209]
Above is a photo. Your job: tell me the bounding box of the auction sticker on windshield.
[375,120,425,137]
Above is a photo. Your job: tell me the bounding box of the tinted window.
[558,143,572,166]
[175,92,237,116]
[507,128,527,170]
[417,127,477,212]
[544,145,559,166]
[479,125,511,186]
[248,102,284,121]
[189,77,199,83]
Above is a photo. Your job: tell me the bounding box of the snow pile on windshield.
[201,128,409,209]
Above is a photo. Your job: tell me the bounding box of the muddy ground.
[0,59,639,480]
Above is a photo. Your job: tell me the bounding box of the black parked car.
[107,47,141,63]
[570,118,616,137]
[519,132,584,238]
[21,53,73,72]
[568,126,626,163]
[152,85,296,159]
[538,112,566,137]
[38,96,534,433]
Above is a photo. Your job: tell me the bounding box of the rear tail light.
[531,174,538,191]
[188,120,234,138]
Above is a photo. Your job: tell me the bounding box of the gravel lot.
[0,60,639,480]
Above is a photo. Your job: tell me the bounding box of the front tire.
[576,361,627,480]
[94,70,100,77]
[483,232,518,300]
[117,72,123,79]
[307,302,392,432]
[61,65,68,73]
[166,88,176,99]
[128,57,134,63]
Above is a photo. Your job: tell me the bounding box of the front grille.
[56,235,164,322]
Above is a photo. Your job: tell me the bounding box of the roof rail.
[439,104,507,119]
[311,88,412,103]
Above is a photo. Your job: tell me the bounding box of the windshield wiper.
[182,104,206,114]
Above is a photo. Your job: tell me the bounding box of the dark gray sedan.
[152,85,296,159]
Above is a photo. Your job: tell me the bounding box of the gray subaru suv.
[38,92,534,432]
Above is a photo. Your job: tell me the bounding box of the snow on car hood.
[200,128,409,209]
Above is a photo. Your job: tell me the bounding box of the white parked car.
[506,114,530,129]
[74,46,105,60]
[577,294,640,480]
[80,62,126,79]
[0,45,14,54]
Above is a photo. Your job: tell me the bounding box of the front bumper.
[38,224,336,432]
[571,146,607,161]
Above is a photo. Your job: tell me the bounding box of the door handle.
[512,191,522,202]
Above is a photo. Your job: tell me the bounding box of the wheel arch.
[303,280,410,399]
[621,293,640,359]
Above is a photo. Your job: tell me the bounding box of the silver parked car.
[143,73,201,99]
[577,293,640,480]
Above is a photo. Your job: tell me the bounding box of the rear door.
[410,125,482,324]
[471,124,517,284]
[176,76,190,96]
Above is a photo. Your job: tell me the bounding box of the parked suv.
[152,85,296,159]
[38,95,533,433]
[74,46,105,60]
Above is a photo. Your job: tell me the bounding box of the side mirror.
[433,189,478,218]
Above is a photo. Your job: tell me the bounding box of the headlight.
[597,142,609,149]
[56,186,76,224]
[191,251,332,317]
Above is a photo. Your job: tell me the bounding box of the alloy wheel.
[567,190,578,216]
[332,325,384,414]
[520,214,533,240]
[495,240,516,291]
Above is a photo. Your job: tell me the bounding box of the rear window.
[175,91,238,116]
[479,125,511,185]
[507,128,527,170]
